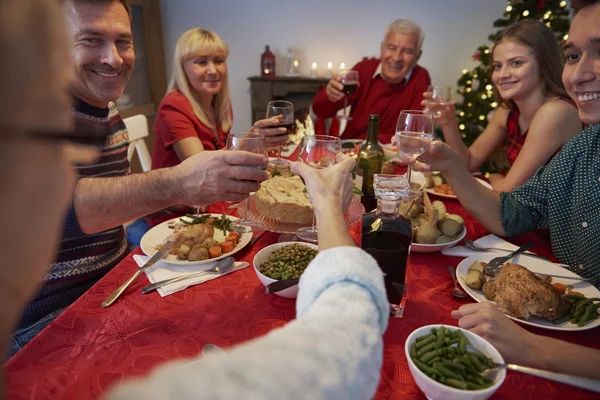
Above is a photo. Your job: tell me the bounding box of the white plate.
[411,227,466,253]
[457,253,600,331]
[381,142,400,161]
[424,176,492,199]
[140,214,253,267]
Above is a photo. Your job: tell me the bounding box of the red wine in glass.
[273,120,294,136]
[342,82,358,96]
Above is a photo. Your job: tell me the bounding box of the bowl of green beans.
[252,242,318,298]
[404,325,506,400]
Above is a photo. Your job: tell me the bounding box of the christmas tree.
[454,0,571,162]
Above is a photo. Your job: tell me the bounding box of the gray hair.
[384,19,425,50]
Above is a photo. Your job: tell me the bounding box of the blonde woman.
[152,28,286,169]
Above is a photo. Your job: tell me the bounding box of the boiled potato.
[468,261,485,274]
[465,269,485,290]
[437,218,462,236]
[446,214,465,229]
[432,200,447,219]
[415,225,439,244]
[435,235,453,244]
[432,174,444,186]
[200,238,219,249]
[176,244,191,260]
[482,280,496,300]
[188,245,209,261]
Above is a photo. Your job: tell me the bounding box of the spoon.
[202,344,226,356]
[446,266,467,299]
[141,256,236,294]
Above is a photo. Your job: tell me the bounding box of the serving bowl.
[405,324,506,400]
[252,241,318,299]
[410,227,467,253]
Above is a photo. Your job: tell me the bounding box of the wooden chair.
[123,114,152,172]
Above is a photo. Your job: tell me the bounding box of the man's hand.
[325,76,345,103]
[290,154,355,213]
[251,116,288,148]
[173,150,268,205]
[452,302,538,365]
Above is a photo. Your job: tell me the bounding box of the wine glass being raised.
[295,135,341,243]
[423,85,449,119]
[395,110,434,184]
[339,70,359,121]
[226,132,268,232]
[266,100,294,166]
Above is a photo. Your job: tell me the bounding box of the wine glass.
[226,132,268,232]
[295,135,342,243]
[423,85,448,119]
[266,100,294,166]
[338,70,359,120]
[395,110,434,184]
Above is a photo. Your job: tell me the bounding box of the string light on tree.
[522,10,530,16]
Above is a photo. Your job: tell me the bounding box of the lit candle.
[327,62,333,78]
[340,62,346,70]
[311,62,317,70]
[311,62,318,78]
[327,62,333,70]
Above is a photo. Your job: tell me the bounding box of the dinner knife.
[101,241,174,308]
[265,278,300,294]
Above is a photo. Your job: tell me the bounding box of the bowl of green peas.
[253,242,318,298]
[404,325,506,400]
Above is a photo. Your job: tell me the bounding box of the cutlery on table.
[102,240,175,308]
[265,278,300,294]
[141,256,235,294]
[533,272,593,281]
[249,230,266,246]
[483,362,600,393]
[464,239,559,263]
[484,242,535,276]
[446,266,467,299]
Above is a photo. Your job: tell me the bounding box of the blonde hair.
[0,0,72,133]
[168,28,232,133]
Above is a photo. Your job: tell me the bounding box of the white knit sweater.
[107,246,388,400]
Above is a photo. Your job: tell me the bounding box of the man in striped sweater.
[10,0,269,355]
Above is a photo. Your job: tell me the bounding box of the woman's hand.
[421,91,458,128]
[290,154,355,213]
[452,302,539,365]
[250,116,288,148]
[406,140,461,174]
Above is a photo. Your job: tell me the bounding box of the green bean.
[446,379,468,390]
[416,333,434,343]
[457,338,467,355]
[416,335,436,350]
[467,354,484,372]
[420,349,442,364]
[434,365,463,381]
[553,314,572,325]
[417,342,438,356]
[413,358,436,376]
[444,360,466,371]
[578,304,599,327]
[435,335,445,349]
[410,343,417,359]
[466,381,485,390]
[455,330,470,346]
[444,337,460,346]
[426,357,440,366]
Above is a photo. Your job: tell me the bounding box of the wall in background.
[160,0,507,135]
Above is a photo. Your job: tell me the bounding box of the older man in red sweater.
[312,19,431,144]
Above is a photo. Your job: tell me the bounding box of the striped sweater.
[20,99,130,328]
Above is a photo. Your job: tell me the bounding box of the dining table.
[4,196,600,399]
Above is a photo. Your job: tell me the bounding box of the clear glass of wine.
[226,132,268,232]
[395,110,434,184]
[266,100,294,166]
[295,135,342,243]
[338,70,359,120]
[423,85,448,119]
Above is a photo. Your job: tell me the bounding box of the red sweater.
[312,58,430,144]
[152,89,228,170]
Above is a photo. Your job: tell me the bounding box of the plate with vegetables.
[456,254,600,331]
[140,213,253,267]
[423,172,492,199]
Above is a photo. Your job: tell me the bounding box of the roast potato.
[188,245,209,261]
[465,269,486,290]
[482,280,496,300]
[176,244,191,260]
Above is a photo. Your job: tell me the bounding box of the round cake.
[254,175,313,224]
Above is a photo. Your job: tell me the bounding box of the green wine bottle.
[355,114,384,211]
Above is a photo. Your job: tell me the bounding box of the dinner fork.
[484,242,535,276]
[464,239,551,261]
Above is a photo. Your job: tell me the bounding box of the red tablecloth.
[4,202,599,400]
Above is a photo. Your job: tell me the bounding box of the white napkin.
[441,234,520,258]
[133,255,248,297]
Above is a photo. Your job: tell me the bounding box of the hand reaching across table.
[452,302,600,380]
